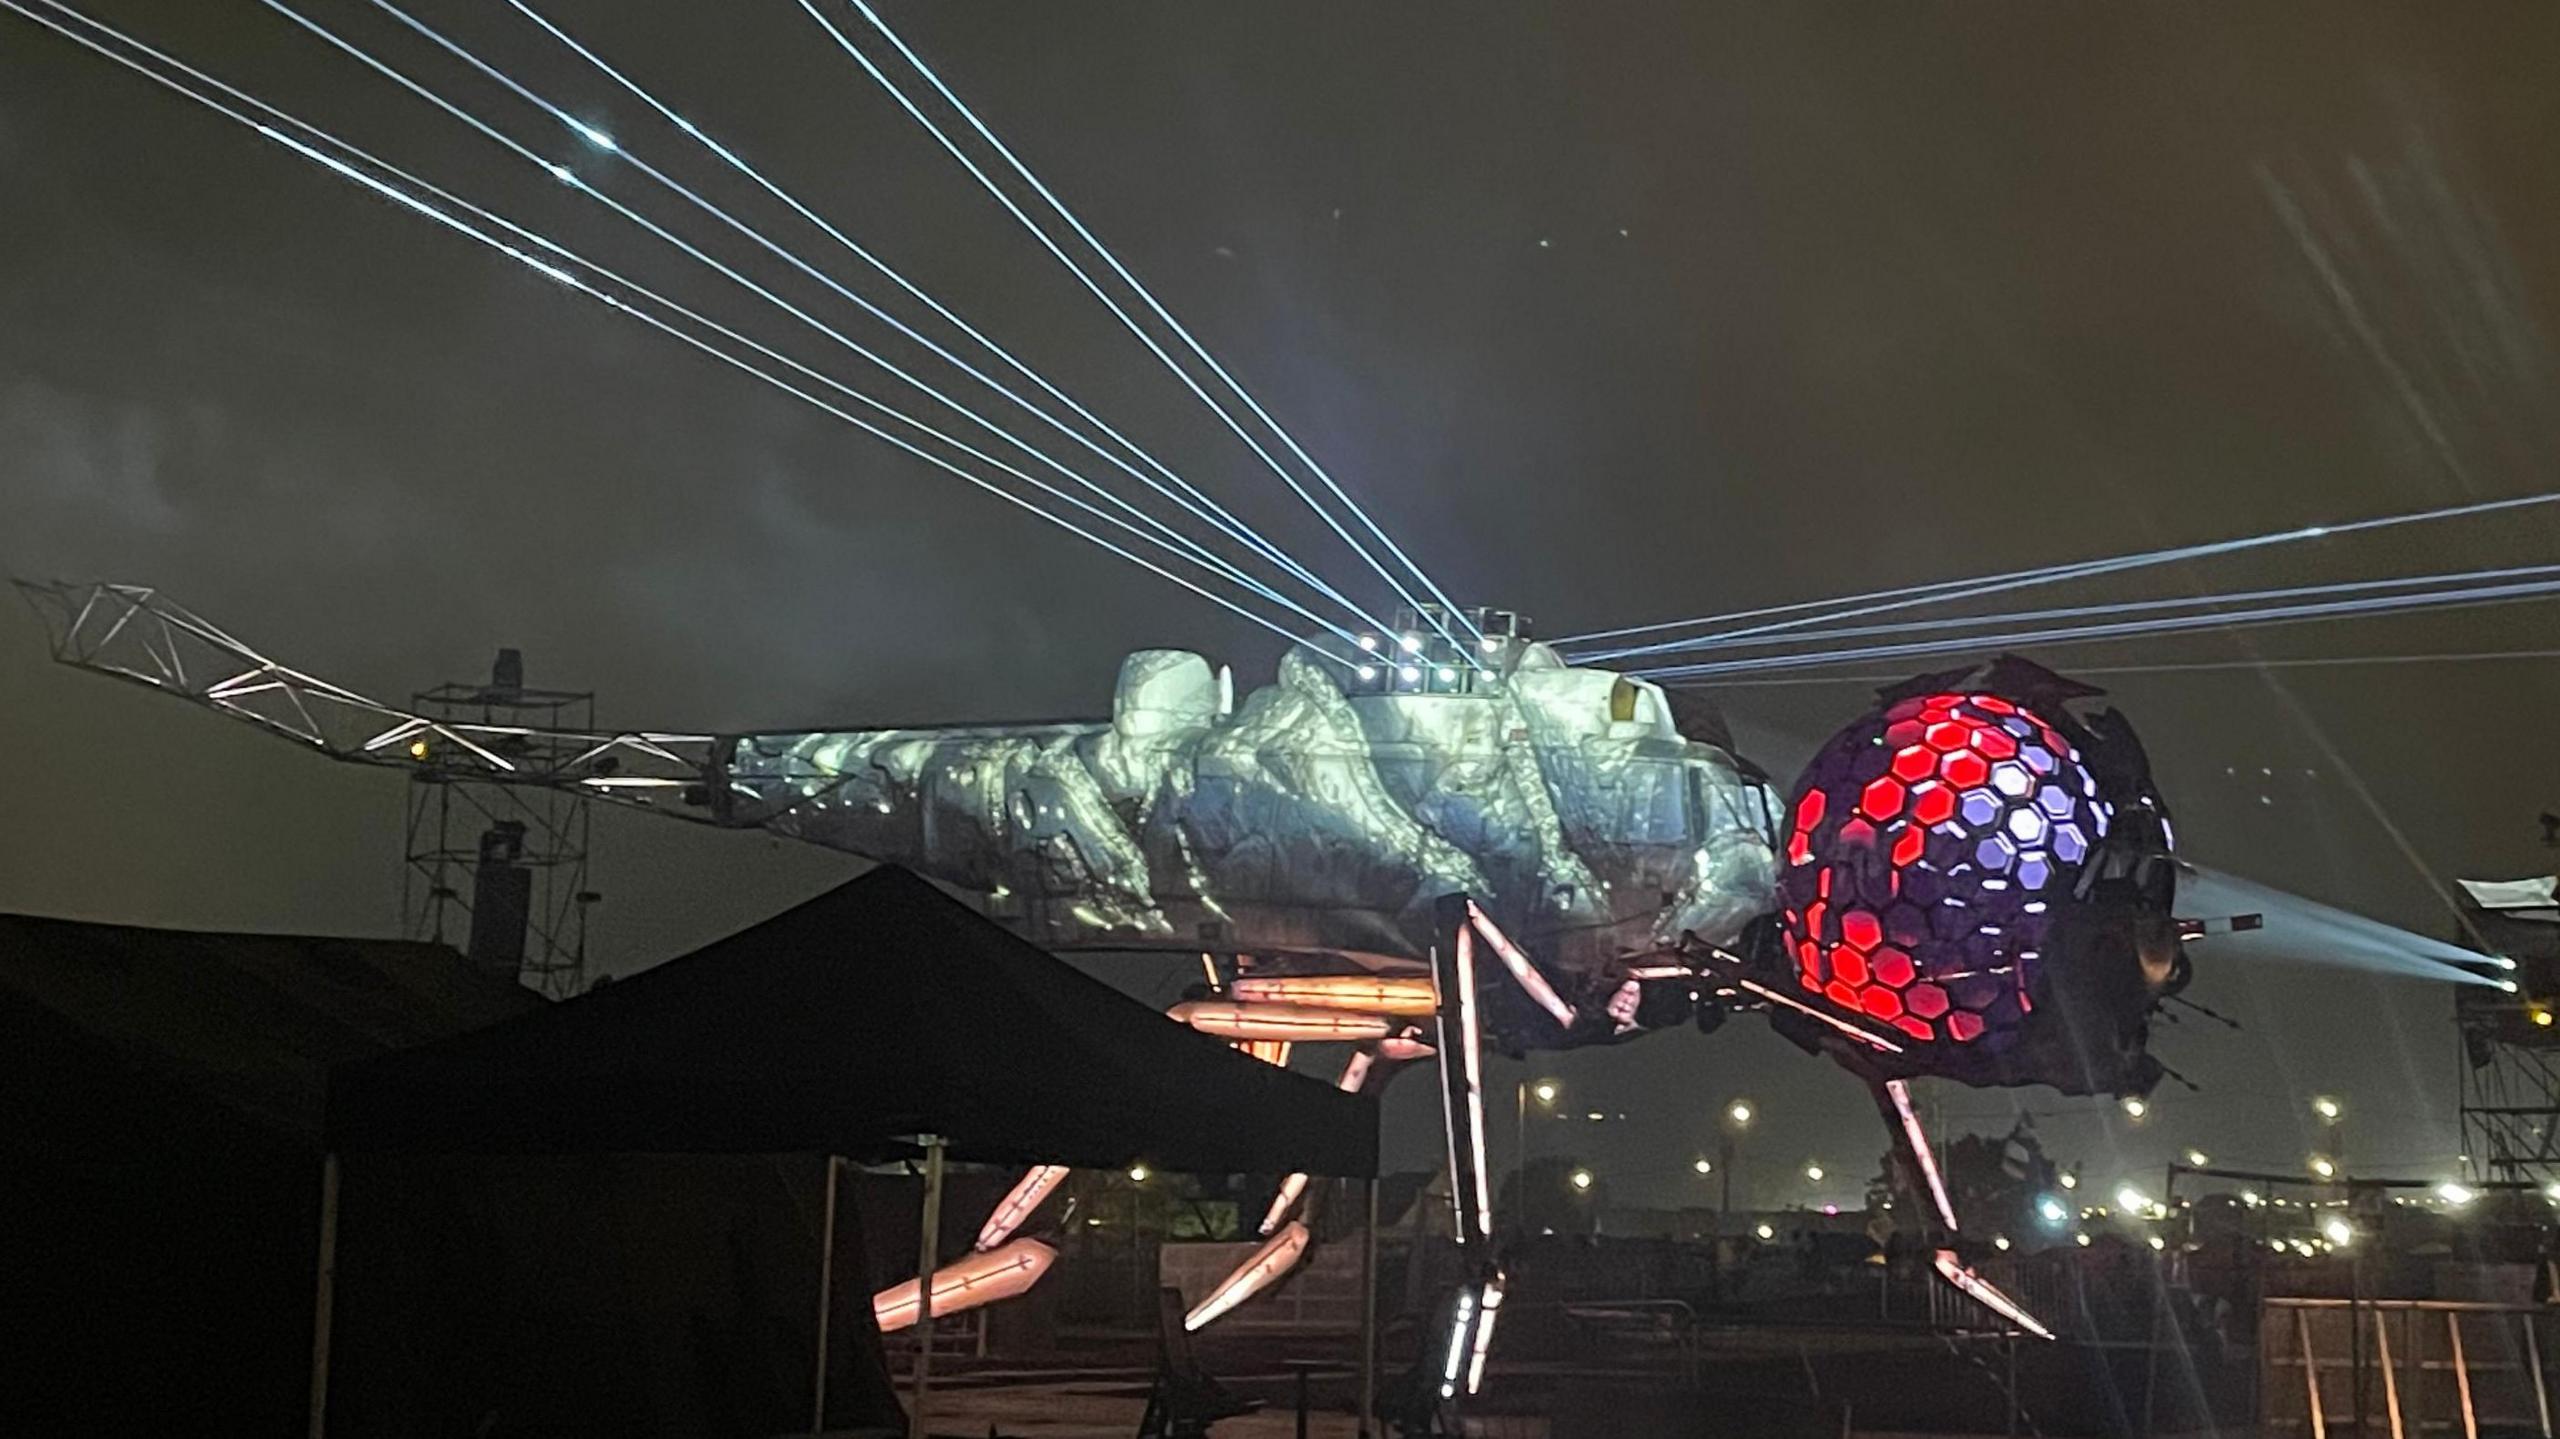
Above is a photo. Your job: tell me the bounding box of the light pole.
[1519,1077,1558,1220]
[1721,1099,1754,1219]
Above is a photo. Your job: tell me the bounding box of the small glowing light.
[2147,1235,2166,1251]
[1532,1080,1560,1105]
[2241,1190,2263,1208]
[2309,1156,2336,1180]
[407,738,430,760]
[1693,1157,1713,1175]
[1727,1101,1754,1127]
[2533,1006,2553,1028]
[2185,1150,2211,1168]
[1585,1111,1606,1123]
[1753,1223,1775,1241]
[1992,1235,2011,1251]
[1357,665,1379,681]
[546,162,574,184]
[2544,1181,2560,1204]
[1805,1164,1826,1183]
[1568,1168,1594,1191]
[1480,635,1502,653]
[572,119,617,151]
[2058,1173,2078,1190]
[2037,1196,2068,1226]
[2321,1216,2354,1246]
[1357,634,1380,652]
[2313,1096,2341,1122]
[1127,1164,1150,1183]
[2074,1232,2092,1247]
[2116,1186,2150,1214]
[2437,1181,2476,1206]
[2499,979,2521,993]
[1435,667,1458,684]
[1398,666,1422,684]
[1398,633,1423,652]
[2120,1097,2148,1120]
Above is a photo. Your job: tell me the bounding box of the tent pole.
[910,1136,947,1439]
[812,1153,841,1437]
[1360,1176,1380,1438]
[307,1151,340,1439]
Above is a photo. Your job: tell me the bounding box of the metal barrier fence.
[2261,1297,2556,1438]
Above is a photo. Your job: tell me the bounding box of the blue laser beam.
[495,0,1390,644]
[1564,490,2560,659]
[1630,575,2560,681]
[249,0,1361,646]
[807,0,1481,655]
[341,0,1373,642]
[2,0,1352,661]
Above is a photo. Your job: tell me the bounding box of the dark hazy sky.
[3,1,2557,1211]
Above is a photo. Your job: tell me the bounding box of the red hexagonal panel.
[1969,727,2017,760]
[1924,721,1968,752]
[1859,776,1907,821]
[1862,987,1905,1020]
[1906,983,1949,1019]
[1871,947,1914,988]
[1940,749,1990,789]
[1910,783,1956,826]
[1947,1011,1985,1042]
[1895,1015,1937,1042]
[1890,826,1925,867]
[1890,746,1936,783]
[1840,909,1882,951]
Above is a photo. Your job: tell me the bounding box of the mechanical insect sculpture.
[16,581,2202,1360]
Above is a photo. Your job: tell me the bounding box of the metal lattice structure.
[13,581,725,994]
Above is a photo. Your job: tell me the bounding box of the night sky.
[3,1,2557,1212]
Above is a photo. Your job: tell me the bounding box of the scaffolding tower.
[402,648,599,998]
[2457,860,2560,1188]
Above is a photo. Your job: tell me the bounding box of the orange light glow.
[1169,1001,1395,1042]
[1229,973,1440,1016]
[874,1239,1058,1331]
[975,1165,1070,1251]
[1931,1249,2054,1340]
[1184,1222,1310,1331]
[1238,1039,1294,1066]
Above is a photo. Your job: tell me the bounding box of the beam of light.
[1464,1273,1506,1396]
[1631,575,2560,682]
[873,1239,1058,1331]
[23,0,1359,662]
[1167,1001,1395,1042]
[1439,1288,1475,1399]
[1464,901,1579,1028]
[1255,1051,1376,1237]
[1665,646,2560,688]
[1733,977,1905,1054]
[806,0,1482,657]
[496,0,1392,643]
[1456,925,1495,1242]
[974,1164,1070,1251]
[2176,865,2506,987]
[1564,490,2560,658]
[1228,974,1440,1016]
[1182,1221,1310,1331]
[251,0,1366,649]
[1887,1079,1960,1232]
[1930,1250,2055,1341]
[1602,562,2560,664]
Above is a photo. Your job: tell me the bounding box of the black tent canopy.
[325,865,1378,1177]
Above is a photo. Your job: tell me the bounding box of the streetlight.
[1718,1099,1754,1217]
[1804,1163,1826,1184]
[2312,1096,2342,1123]
[2321,1215,2355,1247]
[2437,1181,2477,1207]
[1532,1079,1560,1107]
[1692,1157,1713,1175]
[1126,1164,1150,1183]
[2184,1150,2211,1168]
[1517,1077,1561,1216]
[2308,1155,2336,1180]
[1569,1167,1594,1192]
[2120,1097,2148,1121]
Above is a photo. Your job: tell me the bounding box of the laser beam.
[2,0,1356,660]
[495,0,1395,641]
[808,0,1482,654]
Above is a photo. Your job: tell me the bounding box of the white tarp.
[2458,875,2560,921]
